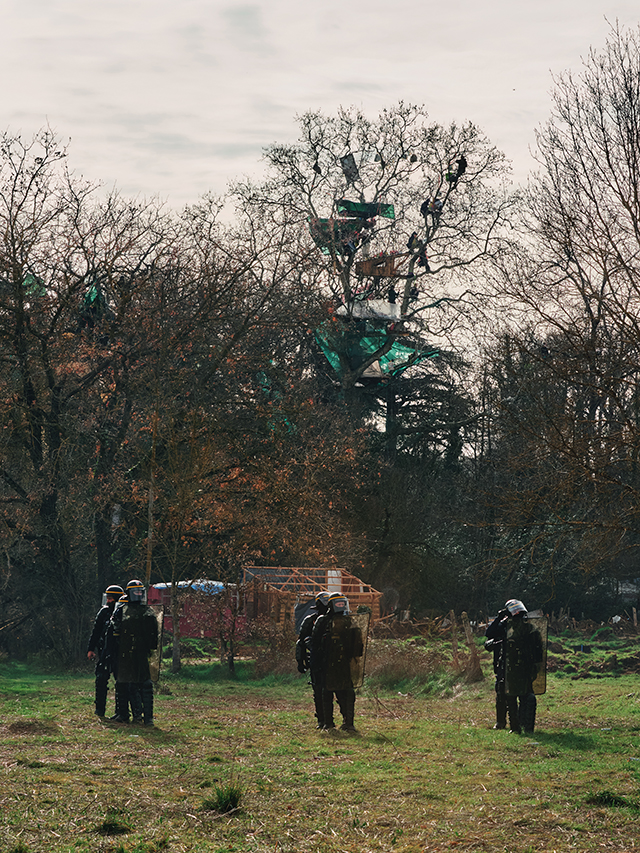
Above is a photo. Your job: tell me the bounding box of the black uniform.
[311,612,363,731]
[296,608,325,728]
[111,601,158,724]
[486,611,541,733]
[87,602,117,717]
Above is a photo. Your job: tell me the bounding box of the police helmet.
[102,584,124,606]
[126,579,147,604]
[505,599,527,616]
[328,593,350,615]
[315,591,330,612]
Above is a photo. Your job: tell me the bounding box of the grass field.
[1,635,640,853]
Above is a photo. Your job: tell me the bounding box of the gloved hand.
[498,609,509,620]
[297,663,307,674]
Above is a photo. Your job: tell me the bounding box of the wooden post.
[450,609,459,670]
[461,611,484,682]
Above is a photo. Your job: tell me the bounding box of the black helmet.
[315,591,330,613]
[328,593,350,615]
[102,584,124,607]
[126,579,147,604]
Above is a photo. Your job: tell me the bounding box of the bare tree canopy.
[483,24,640,603]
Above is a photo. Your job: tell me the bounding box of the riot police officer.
[485,599,544,734]
[110,579,158,725]
[87,584,123,717]
[296,591,330,728]
[311,593,365,733]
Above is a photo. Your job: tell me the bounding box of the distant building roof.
[151,579,225,595]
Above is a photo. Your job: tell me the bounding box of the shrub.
[249,618,297,678]
[366,639,455,694]
[202,780,243,813]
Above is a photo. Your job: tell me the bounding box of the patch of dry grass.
[366,638,453,692]
[0,644,639,852]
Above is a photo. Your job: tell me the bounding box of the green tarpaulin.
[308,217,365,255]
[23,273,46,297]
[315,320,438,380]
[336,199,395,220]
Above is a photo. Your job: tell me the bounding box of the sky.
[1,0,639,209]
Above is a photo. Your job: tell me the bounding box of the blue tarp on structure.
[151,579,225,595]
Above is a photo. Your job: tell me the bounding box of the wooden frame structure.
[355,253,410,278]
[243,565,382,625]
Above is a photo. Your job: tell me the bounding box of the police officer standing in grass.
[110,579,158,726]
[311,592,365,733]
[87,584,124,718]
[296,591,330,728]
[485,599,544,734]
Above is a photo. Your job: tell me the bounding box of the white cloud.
[0,0,639,205]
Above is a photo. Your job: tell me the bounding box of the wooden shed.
[243,565,382,626]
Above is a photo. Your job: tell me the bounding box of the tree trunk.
[171,585,182,673]
[227,638,235,674]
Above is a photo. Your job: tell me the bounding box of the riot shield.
[295,600,315,635]
[349,612,370,688]
[148,605,164,684]
[505,615,547,696]
[324,612,370,691]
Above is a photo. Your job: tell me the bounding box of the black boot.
[130,683,143,723]
[142,679,154,726]
[94,668,109,717]
[321,689,335,730]
[507,696,521,733]
[494,684,507,729]
[519,693,537,734]
[112,682,130,722]
[337,689,357,732]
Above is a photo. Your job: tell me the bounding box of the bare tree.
[233,103,515,395]
[483,25,640,611]
[0,130,182,657]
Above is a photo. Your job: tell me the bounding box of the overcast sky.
[1,0,639,209]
